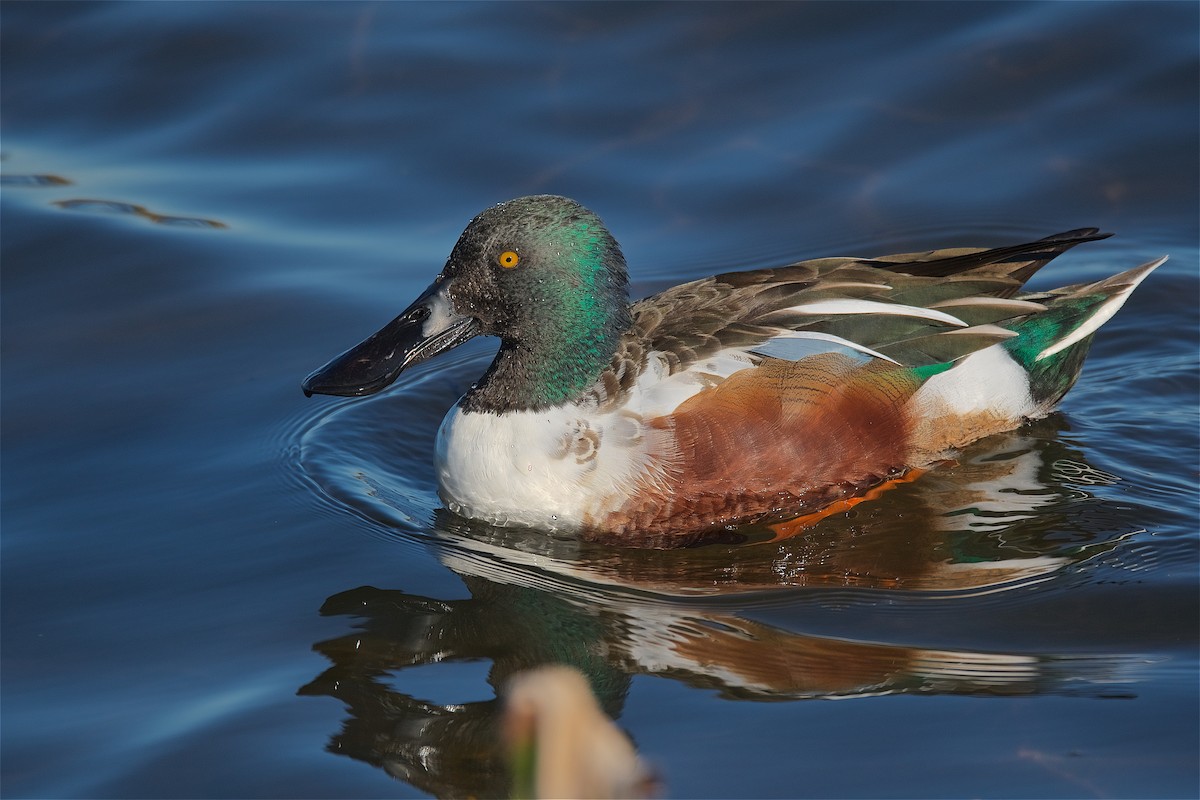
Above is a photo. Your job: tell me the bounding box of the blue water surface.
[3,2,1197,798]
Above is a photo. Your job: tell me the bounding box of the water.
[3,2,1197,797]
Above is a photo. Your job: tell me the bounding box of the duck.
[302,195,1163,548]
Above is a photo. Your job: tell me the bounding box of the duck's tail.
[1002,257,1166,407]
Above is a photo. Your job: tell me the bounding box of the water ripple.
[53,197,227,228]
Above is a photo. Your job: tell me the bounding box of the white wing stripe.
[928,297,1047,312]
[942,324,1018,338]
[787,299,968,327]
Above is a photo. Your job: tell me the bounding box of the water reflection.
[301,420,1142,797]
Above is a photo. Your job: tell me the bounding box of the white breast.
[434,401,663,530]
[434,349,758,531]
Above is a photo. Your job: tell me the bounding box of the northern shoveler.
[302,195,1162,548]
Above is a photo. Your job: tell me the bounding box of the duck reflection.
[300,421,1138,797]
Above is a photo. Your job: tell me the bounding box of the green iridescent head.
[446,196,633,411]
[301,195,633,412]
[445,196,629,340]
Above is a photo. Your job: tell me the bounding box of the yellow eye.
[497,250,520,269]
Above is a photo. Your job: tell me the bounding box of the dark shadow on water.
[298,419,1150,797]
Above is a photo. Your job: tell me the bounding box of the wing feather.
[603,229,1113,396]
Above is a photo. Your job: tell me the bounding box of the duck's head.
[303,196,632,410]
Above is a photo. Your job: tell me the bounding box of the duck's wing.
[619,228,1111,377]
